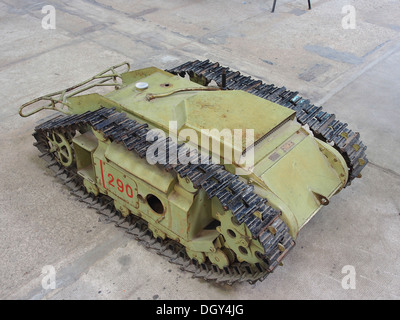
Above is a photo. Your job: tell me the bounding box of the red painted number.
[107,173,134,198]
[126,184,133,198]
[117,179,124,193]
[108,174,115,187]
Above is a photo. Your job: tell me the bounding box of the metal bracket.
[312,191,330,206]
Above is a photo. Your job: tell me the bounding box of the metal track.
[33,107,295,284]
[166,60,368,185]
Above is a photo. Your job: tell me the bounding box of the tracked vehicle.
[19,60,367,284]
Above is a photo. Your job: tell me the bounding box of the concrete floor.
[1,0,399,300]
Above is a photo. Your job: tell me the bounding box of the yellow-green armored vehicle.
[19,60,367,284]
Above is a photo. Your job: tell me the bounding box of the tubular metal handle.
[19,61,131,117]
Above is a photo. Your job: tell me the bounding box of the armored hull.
[19,60,367,284]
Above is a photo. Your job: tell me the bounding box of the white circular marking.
[135,82,149,90]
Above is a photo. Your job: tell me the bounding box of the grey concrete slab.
[0,0,399,300]
[323,49,400,175]
[0,11,72,68]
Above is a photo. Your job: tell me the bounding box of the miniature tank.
[19,60,368,284]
